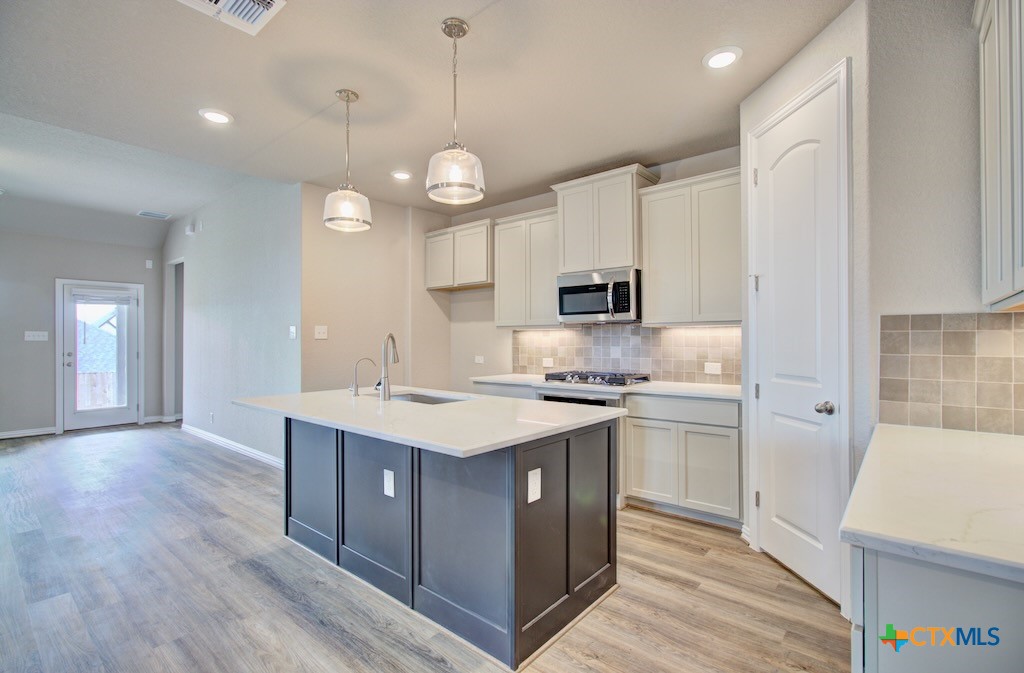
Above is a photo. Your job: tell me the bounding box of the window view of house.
[75,303,127,410]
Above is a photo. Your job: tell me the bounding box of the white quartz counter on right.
[470,374,741,401]
[840,423,1024,584]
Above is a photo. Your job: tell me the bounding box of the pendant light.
[324,89,372,232]
[426,17,485,205]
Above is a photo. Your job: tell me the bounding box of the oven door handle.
[540,391,620,404]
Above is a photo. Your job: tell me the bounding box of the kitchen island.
[235,386,625,669]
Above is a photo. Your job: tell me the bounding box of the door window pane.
[75,302,128,411]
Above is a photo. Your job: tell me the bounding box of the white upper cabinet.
[552,164,657,273]
[977,0,1024,308]
[494,208,559,327]
[424,219,493,291]
[640,169,741,325]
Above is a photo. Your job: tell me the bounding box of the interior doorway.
[163,258,185,423]
[56,279,145,432]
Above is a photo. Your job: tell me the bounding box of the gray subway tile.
[942,356,976,382]
[978,329,1013,357]
[942,313,978,331]
[910,331,941,355]
[942,381,976,407]
[910,314,942,330]
[977,407,1013,434]
[941,406,976,431]
[879,401,909,425]
[879,378,909,402]
[908,379,941,404]
[880,355,909,379]
[978,313,1013,330]
[977,382,1012,409]
[880,331,910,355]
[977,357,1013,383]
[908,355,941,380]
[880,315,910,331]
[908,403,941,428]
[942,331,976,356]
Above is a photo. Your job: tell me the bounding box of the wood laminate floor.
[0,424,849,673]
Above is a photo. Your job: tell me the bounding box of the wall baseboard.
[741,524,754,547]
[181,424,284,470]
[0,427,57,440]
[149,415,183,423]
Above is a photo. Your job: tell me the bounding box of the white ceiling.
[0,0,853,229]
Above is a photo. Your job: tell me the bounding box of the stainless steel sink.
[389,393,467,405]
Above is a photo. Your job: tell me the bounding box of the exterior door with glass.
[59,282,141,431]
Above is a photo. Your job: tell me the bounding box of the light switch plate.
[314,325,328,340]
[383,469,395,498]
[542,357,554,368]
[527,468,542,503]
[704,362,722,375]
[24,331,49,341]
[288,325,296,340]
[474,355,484,364]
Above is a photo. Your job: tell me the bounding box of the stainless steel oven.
[557,267,639,324]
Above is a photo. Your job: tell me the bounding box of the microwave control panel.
[612,282,631,312]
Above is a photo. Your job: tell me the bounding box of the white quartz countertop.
[840,424,1024,584]
[234,386,626,459]
[470,374,742,401]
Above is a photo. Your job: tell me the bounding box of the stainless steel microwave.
[557,267,640,324]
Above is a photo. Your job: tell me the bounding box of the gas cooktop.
[544,370,651,386]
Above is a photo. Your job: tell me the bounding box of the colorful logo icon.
[880,624,910,652]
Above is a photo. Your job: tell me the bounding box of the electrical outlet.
[474,355,484,364]
[704,362,722,375]
[288,325,297,340]
[145,259,153,269]
[527,468,542,503]
[209,412,215,424]
[314,325,328,340]
[383,469,395,498]
[542,357,554,368]
[24,331,48,341]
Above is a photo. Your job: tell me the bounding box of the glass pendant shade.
[323,186,372,232]
[426,143,485,205]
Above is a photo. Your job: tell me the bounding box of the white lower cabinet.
[625,395,741,520]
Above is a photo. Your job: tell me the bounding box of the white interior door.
[60,282,141,431]
[749,61,849,602]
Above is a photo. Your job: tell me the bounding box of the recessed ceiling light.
[702,46,742,69]
[198,108,234,124]
[391,170,412,181]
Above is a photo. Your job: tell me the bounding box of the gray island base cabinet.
[283,417,618,669]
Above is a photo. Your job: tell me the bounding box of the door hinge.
[136,403,139,411]
[753,274,760,291]
[753,168,758,186]
[754,383,760,399]
[755,491,761,507]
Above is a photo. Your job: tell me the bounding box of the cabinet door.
[340,433,413,604]
[641,187,693,324]
[425,231,454,289]
[558,184,594,273]
[980,0,1014,303]
[624,418,678,504]
[594,174,634,270]
[454,223,491,286]
[494,221,527,326]
[677,423,739,519]
[691,175,742,322]
[286,419,338,562]
[1012,0,1024,292]
[526,214,560,325]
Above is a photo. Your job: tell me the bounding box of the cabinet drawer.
[472,382,537,400]
[626,395,739,428]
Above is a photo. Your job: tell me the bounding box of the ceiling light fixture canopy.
[702,46,743,69]
[324,89,372,232]
[426,17,485,205]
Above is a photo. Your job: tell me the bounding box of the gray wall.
[0,229,163,433]
[298,184,452,393]
[163,177,302,460]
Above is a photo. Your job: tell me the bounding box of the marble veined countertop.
[234,386,625,459]
[840,424,1024,584]
[470,373,742,401]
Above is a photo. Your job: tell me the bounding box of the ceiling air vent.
[138,210,172,220]
[174,0,286,36]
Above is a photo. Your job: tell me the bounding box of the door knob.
[814,401,835,415]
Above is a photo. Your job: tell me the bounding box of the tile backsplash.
[512,324,742,384]
[879,313,1024,435]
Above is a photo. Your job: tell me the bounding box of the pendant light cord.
[345,97,352,184]
[452,34,458,144]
